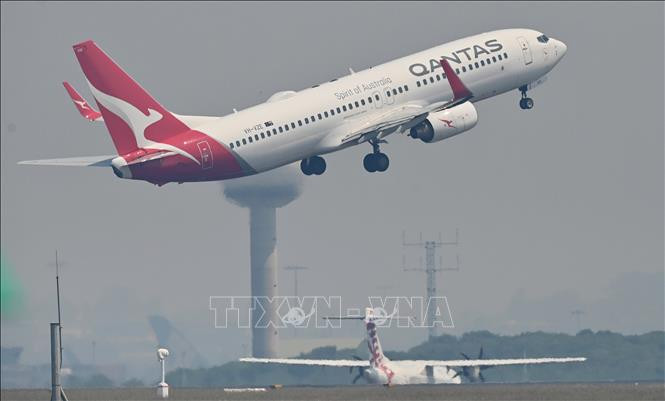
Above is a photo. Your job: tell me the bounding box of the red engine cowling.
[409,102,478,143]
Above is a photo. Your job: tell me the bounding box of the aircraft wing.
[407,357,586,368]
[18,155,115,167]
[336,101,429,145]
[336,58,474,146]
[239,357,370,368]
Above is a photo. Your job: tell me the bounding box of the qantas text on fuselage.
[20,29,567,185]
[408,39,504,76]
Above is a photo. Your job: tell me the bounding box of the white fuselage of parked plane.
[363,359,462,385]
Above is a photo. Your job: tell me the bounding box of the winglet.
[62,81,103,122]
[439,59,473,102]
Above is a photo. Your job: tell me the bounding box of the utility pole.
[403,230,460,340]
[50,323,62,401]
[49,251,68,401]
[50,251,65,369]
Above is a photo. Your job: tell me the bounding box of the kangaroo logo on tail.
[88,83,200,164]
[73,40,197,160]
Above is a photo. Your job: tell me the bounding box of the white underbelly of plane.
[240,130,331,173]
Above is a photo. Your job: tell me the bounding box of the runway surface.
[2,382,663,401]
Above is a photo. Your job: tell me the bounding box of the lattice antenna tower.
[402,230,460,340]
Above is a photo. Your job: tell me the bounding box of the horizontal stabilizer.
[63,81,103,122]
[18,155,114,167]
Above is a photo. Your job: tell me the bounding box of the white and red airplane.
[20,29,566,185]
[240,308,586,386]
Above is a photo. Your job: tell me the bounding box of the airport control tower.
[223,165,302,357]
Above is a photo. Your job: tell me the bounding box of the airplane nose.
[554,39,567,58]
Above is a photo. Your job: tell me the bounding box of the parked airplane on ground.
[239,308,585,386]
[20,29,566,186]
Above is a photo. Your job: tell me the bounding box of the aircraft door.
[516,37,533,65]
[383,88,395,105]
[197,141,213,170]
[372,91,382,109]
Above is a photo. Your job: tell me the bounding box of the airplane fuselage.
[109,28,566,184]
[363,360,462,385]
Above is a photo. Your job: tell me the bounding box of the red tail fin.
[72,40,189,155]
[364,308,387,367]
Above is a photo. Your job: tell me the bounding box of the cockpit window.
[537,34,550,43]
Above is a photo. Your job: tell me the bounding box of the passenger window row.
[385,85,409,98]
[230,84,410,150]
[416,52,509,88]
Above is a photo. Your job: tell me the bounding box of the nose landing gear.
[363,139,390,173]
[519,85,534,110]
[300,156,326,176]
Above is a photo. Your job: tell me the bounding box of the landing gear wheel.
[311,156,326,175]
[363,153,389,173]
[519,98,534,109]
[300,159,313,176]
[301,156,326,176]
[364,139,390,173]
[524,97,534,109]
[363,154,378,173]
[519,86,534,110]
[375,153,389,172]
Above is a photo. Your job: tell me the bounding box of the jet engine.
[409,102,478,143]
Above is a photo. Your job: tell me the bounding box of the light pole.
[157,348,170,399]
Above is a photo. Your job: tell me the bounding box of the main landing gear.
[300,156,326,176]
[363,140,389,173]
[519,85,534,110]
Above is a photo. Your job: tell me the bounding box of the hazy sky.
[1,1,663,381]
